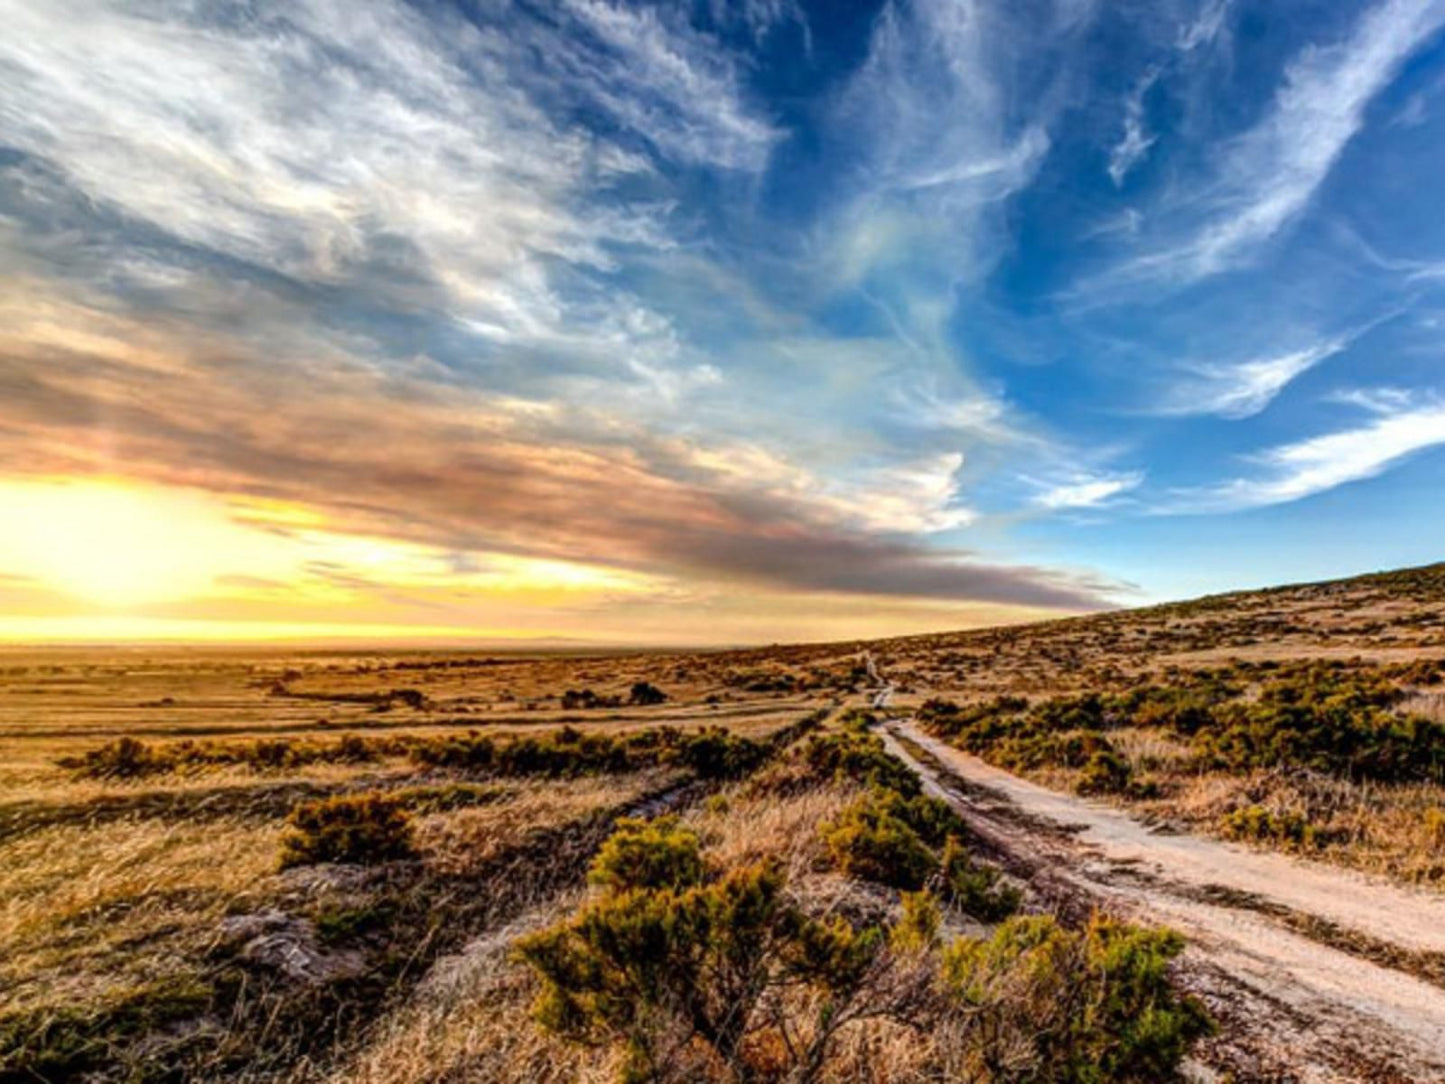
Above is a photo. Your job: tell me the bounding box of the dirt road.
[883,721,1445,1083]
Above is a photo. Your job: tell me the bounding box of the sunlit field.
[4,563,1445,1081]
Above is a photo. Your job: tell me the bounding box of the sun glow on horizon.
[0,478,295,607]
[0,476,678,641]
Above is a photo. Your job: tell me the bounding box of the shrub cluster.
[809,724,1022,925]
[628,681,668,705]
[920,660,1445,788]
[675,727,770,779]
[918,697,1148,797]
[409,726,675,775]
[61,733,404,779]
[589,815,706,891]
[518,821,889,1082]
[409,724,772,781]
[802,728,920,796]
[279,792,416,868]
[939,837,1021,923]
[941,913,1212,1082]
[821,791,942,890]
[521,805,1207,1081]
[1218,805,1320,850]
[560,688,623,710]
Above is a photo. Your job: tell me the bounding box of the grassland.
[3,561,1444,1082]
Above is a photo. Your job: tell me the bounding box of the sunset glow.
[2,0,1443,644]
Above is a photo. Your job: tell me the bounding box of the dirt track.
[884,721,1445,1084]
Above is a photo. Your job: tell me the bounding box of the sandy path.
[884,721,1445,1083]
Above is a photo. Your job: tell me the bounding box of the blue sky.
[0,0,1443,642]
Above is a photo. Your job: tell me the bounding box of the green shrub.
[628,681,668,705]
[1076,749,1133,796]
[61,733,406,778]
[409,732,496,771]
[821,792,937,890]
[837,707,878,731]
[891,890,942,952]
[941,913,1211,1082]
[589,816,707,891]
[804,730,920,796]
[676,727,768,779]
[388,781,506,813]
[517,860,884,1081]
[939,837,1020,923]
[410,728,649,776]
[60,736,172,778]
[279,793,416,868]
[1219,805,1317,849]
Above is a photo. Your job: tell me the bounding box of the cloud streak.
[0,293,1118,611]
[1155,337,1350,419]
[1166,393,1445,512]
[1127,0,1445,282]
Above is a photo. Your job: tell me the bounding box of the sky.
[1,0,1443,645]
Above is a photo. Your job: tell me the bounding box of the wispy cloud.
[1108,68,1159,187]
[1127,0,1445,282]
[1166,392,1445,511]
[557,0,782,170]
[1033,471,1144,510]
[1156,337,1349,419]
[0,0,771,351]
[1178,0,1233,51]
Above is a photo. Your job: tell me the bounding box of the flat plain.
[4,562,1445,1082]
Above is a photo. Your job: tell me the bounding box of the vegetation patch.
[941,913,1212,1082]
[279,792,418,868]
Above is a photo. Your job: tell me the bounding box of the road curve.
[883,720,1445,1084]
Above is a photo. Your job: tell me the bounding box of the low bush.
[891,890,942,952]
[803,729,920,796]
[560,688,623,710]
[821,791,938,890]
[921,661,1445,787]
[60,733,407,778]
[939,837,1020,923]
[589,816,707,891]
[409,725,773,782]
[410,727,679,776]
[518,858,888,1082]
[629,681,668,705]
[1076,749,1133,796]
[1218,805,1317,849]
[279,793,416,868]
[389,781,507,814]
[60,736,171,779]
[676,727,768,779]
[941,913,1212,1082]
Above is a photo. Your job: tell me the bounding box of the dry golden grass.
[313,893,611,1084]
[0,815,280,1020]
[1026,733,1445,886]
[418,768,684,872]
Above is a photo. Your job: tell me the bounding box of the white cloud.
[559,0,781,171]
[829,0,1053,284]
[1178,0,1232,51]
[685,443,975,535]
[1033,471,1143,509]
[1134,0,1445,281]
[1169,394,1445,511]
[0,0,774,348]
[1108,69,1159,187]
[1158,337,1348,419]
[835,454,976,533]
